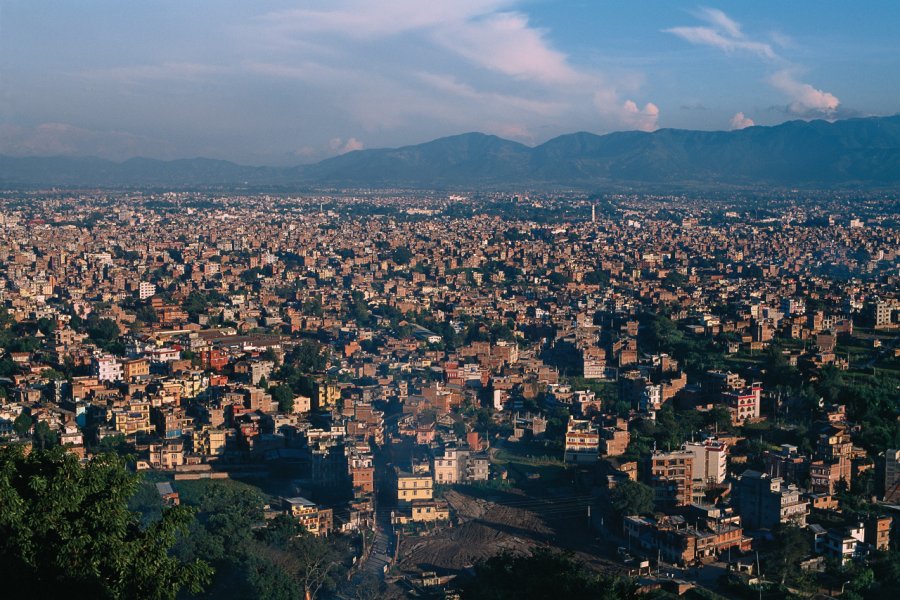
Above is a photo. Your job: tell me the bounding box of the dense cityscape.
[0,189,898,598]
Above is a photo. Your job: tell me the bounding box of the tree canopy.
[0,446,211,599]
[608,479,655,519]
[460,549,637,600]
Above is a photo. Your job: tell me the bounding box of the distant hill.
[3,115,900,189]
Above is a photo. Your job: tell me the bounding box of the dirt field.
[396,488,554,575]
[392,438,628,586]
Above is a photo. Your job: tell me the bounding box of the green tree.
[286,340,327,374]
[764,524,810,587]
[271,385,295,413]
[0,446,211,599]
[349,291,372,326]
[86,317,121,350]
[301,296,324,317]
[182,292,210,318]
[608,479,655,518]
[391,246,413,265]
[13,412,32,437]
[291,531,344,600]
[460,549,636,600]
[32,421,58,450]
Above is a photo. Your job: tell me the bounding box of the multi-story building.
[409,500,450,523]
[817,424,853,487]
[886,449,900,502]
[810,460,846,495]
[600,425,630,457]
[764,444,809,484]
[314,381,341,410]
[564,418,599,464]
[148,439,185,470]
[151,406,191,439]
[93,355,123,382]
[284,497,333,536]
[648,450,694,509]
[138,281,156,300]
[874,301,895,329]
[737,470,808,530]
[122,358,150,381]
[722,383,762,425]
[111,402,152,436]
[348,451,374,494]
[639,384,663,416]
[685,439,728,486]
[396,469,433,503]
[865,515,892,552]
[433,446,490,484]
[192,427,227,457]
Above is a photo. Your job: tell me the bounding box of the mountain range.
[2,115,900,190]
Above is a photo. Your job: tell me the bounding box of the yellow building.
[112,402,152,436]
[122,358,150,380]
[192,427,227,457]
[314,381,341,410]
[397,470,433,503]
[411,500,450,522]
[284,497,333,536]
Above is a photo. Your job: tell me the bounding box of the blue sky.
[1,0,898,164]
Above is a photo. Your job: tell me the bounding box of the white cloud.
[329,137,364,154]
[250,0,659,142]
[666,8,841,121]
[621,100,660,132]
[665,26,775,59]
[42,0,665,161]
[665,7,775,59]
[696,7,743,39]
[259,0,513,40]
[79,62,228,85]
[729,112,755,129]
[432,12,585,85]
[770,70,840,115]
[416,72,566,115]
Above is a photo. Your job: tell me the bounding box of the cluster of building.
[0,190,897,583]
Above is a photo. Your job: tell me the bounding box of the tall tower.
[591,204,596,223]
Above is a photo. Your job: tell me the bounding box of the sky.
[1,1,899,165]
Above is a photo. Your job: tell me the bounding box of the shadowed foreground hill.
[2,115,899,189]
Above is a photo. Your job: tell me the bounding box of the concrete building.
[722,383,762,425]
[284,497,333,536]
[564,418,599,464]
[685,439,728,486]
[397,470,433,503]
[138,281,156,300]
[885,449,900,502]
[737,470,808,530]
[600,425,630,457]
[648,450,694,509]
[93,355,123,382]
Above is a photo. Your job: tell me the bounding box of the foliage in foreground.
[460,548,637,600]
[0,446,211,599]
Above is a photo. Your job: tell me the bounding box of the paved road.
[354,446,396,582]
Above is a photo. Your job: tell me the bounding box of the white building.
[93,355,123,382]
[138,281,156,300]
[564,418,599,464]
[685,439,728,485]
[639,384,663,416]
